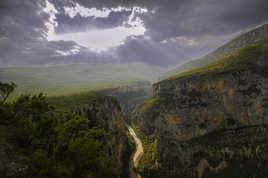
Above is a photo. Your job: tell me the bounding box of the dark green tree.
[0,81,17,103]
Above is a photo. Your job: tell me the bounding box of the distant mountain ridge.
[0,63,165,97]
[160,23,268,80]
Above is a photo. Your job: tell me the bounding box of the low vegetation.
[166,41,268,81]
[161,24,268,80]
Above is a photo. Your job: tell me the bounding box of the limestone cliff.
[133,41,268,178]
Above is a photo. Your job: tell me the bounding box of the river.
[127,125,144,178]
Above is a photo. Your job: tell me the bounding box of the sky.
[0,0,268,67]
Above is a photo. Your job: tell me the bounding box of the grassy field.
[165,41,268,81]
[0,62,165,98]
[160,24,268,80]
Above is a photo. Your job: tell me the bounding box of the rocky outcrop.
[133,42,268,177]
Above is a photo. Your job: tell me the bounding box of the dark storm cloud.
[64,0,268,66]
[0,0,49,66]
[142,0,268,41]
[71,0,268,41]
[0,0,47,42]
[0,0,95,66]
[0,0,142,66]
[116,36,209,67]
[1,0,268,67]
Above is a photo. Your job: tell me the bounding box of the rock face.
[152,69,268,140]
[133,42,268,178]
[74,96,132,177]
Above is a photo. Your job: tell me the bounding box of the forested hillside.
[0,83,132,178]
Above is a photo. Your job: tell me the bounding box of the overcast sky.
[0,0,268,67]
